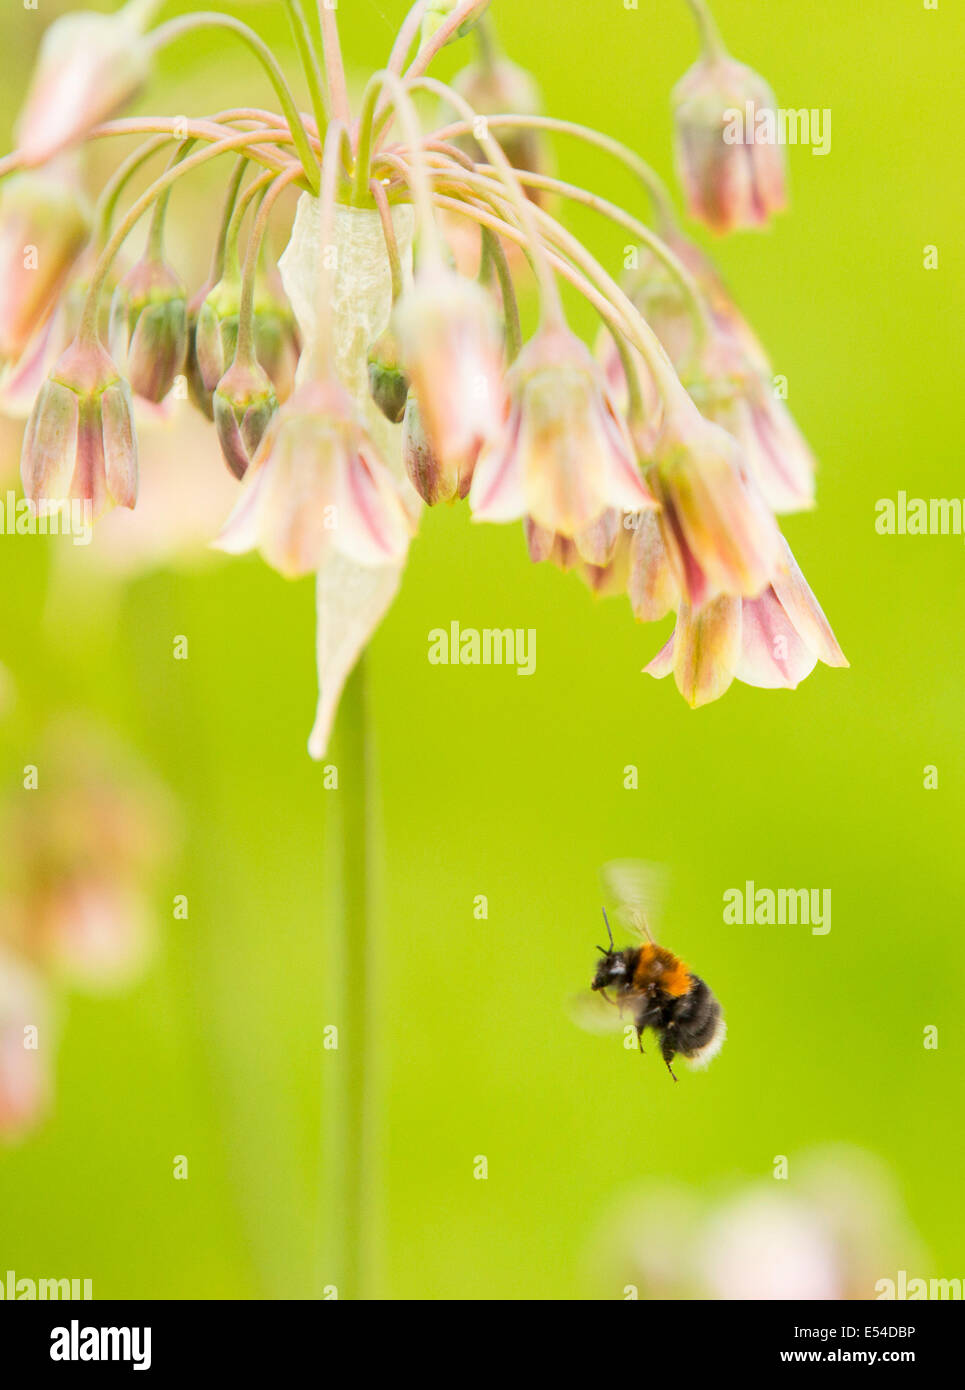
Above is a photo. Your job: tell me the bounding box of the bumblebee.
[577,861,726,1081]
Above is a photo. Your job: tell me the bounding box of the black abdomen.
[634,975,720,1062]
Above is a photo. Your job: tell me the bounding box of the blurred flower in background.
[587,1146,928,1300]
[0,705,178,1141]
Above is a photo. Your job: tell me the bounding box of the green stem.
[431,112,680,233]
[94,136,170,247]
[148,14,322,191]
[481,227,522,361]
[466,161,711,355]
[325,656,379,1301]
[369,178,405,303]
[282,0,331,134]
[684,0,728,59]
[79,129,294,341]
[317,2,350,124]
[235,164,303,362]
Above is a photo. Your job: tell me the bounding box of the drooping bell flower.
[617,234,815,514]
[452,53,548,200]
[13,0,158,166]
[649,393,784,608]
[470,324,655,536]
[21,334,138,520]
[0,168,90,365]
[644,537,847,706]
[672,51,787,234]
[109,255,188,404]
[627,507,681,623]
[392,266,504,480]
[214,376,412,578]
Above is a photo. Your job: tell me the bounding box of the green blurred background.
[1,0,964,1299]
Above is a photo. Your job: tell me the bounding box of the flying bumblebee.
[573,861,726,1081]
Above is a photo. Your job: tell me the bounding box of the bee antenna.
[601,906,615,951]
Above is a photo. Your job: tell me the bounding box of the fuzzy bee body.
[578,861,727,1081]
[592,945,725,1078]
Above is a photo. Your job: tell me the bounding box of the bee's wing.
[600,859,669,942]
[566,990,637,1036]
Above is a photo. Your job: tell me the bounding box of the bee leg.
[661,1036,678,1082]
[635,1026,646,1055]
[664,1059,678,1082]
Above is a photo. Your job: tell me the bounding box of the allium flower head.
[0,168,90,365]
[0,0,845,741]
[215,377,412,578]
[673,53,787,234]
[470,325,655,536]
[21,334,138,519]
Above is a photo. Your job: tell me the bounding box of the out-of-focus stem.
[78,129,297,339]
[324,655,380,1301]
[147,13,322,190]
[318,2,350,124]
[282,0,331,134]
[684,0,728,59]
[431,113,680,232]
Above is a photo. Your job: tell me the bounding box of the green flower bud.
[109,255,187,403]
[367,327,410,425]
[213,356,278,480]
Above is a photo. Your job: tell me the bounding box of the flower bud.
[367,326,410,425]
[14,0,157,166]
[109,255,188,404]
[393,266,504,475]
[403,392,470,505]
[213,356,278,480]
[194,277,243,402]
[193,273,298,416]
[452,56,547,197]
[21,335,138,519]
[0,168,90,364]
[470,325,654,536]
[421,0,491,46]
[672,54,786,234]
